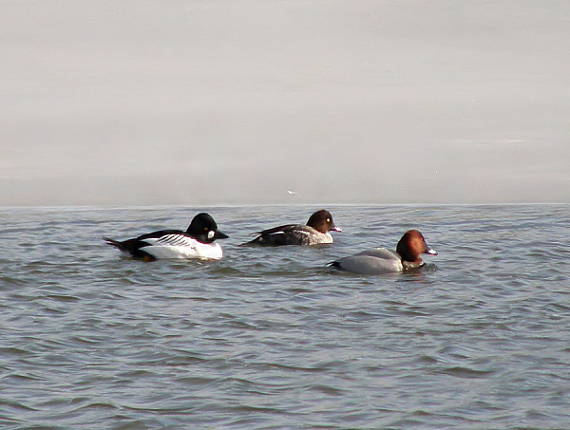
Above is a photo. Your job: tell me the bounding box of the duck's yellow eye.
[327,218,331,222]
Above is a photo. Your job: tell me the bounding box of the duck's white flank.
[141,234,223,260]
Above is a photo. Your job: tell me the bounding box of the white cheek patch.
[208,230,215,240]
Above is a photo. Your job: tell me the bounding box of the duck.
[242,209,342,246]
[328,229,437,274]
[104,212,229,261]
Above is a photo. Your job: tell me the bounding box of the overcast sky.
[1,0,569,206]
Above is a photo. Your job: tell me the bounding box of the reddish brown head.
[306,209,342,234]
[396,229,438,264]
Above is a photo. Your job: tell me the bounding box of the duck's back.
[246,224,332,246]
[332,248,403,274]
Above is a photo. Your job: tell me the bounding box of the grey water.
[1,204,569,429]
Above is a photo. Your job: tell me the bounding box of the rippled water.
[1,204,569,429]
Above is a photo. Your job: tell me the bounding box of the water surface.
[1,204,569,429]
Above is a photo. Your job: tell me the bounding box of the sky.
[1,0,569,206]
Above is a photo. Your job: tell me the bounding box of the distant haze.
[1,0,569,206]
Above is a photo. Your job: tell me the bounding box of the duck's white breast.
[308,231,333,245]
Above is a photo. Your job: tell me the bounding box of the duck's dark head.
[186,213,229,243]
[396,229,437,264]
[306,209,342,234]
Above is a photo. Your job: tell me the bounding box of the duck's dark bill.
[215,230,229,240]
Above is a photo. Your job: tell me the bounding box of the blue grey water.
[1,204,569,429]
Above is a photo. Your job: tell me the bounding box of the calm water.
[1,204,569,429]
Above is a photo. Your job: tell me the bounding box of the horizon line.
[0,201,568,210]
